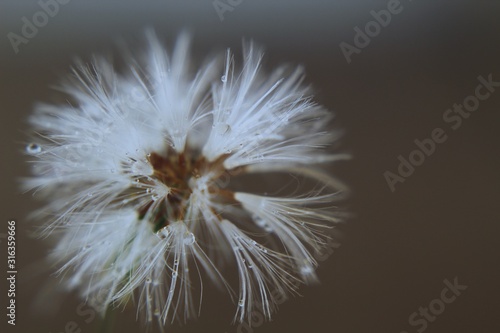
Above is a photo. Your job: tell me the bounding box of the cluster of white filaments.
[24,31,348,327]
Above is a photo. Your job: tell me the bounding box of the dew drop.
[157,230,168,240]
[26,143,42,154]
[146,277,152,284]
[238,299,244,307]
[131,160,153,176]
[221,75,227,82]
[214,123,230,135]
[300,265,314,276]
[253,215,272,232]
[151,194,160,201]
[183,232,196,246]
[172,271,178,278]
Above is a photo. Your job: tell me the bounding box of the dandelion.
[24,31,348,328]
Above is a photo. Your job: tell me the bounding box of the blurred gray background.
[1,1,500,333]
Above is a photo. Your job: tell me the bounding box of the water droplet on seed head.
[26,143,42,154]
[183,232,196,245]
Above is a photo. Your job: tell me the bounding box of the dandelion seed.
[23,31,348,329]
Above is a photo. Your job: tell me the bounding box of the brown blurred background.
[1,1,500,333]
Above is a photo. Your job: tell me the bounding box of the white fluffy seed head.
[24,31,348,328]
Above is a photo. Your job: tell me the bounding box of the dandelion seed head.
[24,31,348,328]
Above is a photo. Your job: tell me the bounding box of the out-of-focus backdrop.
[1,1,499,333]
